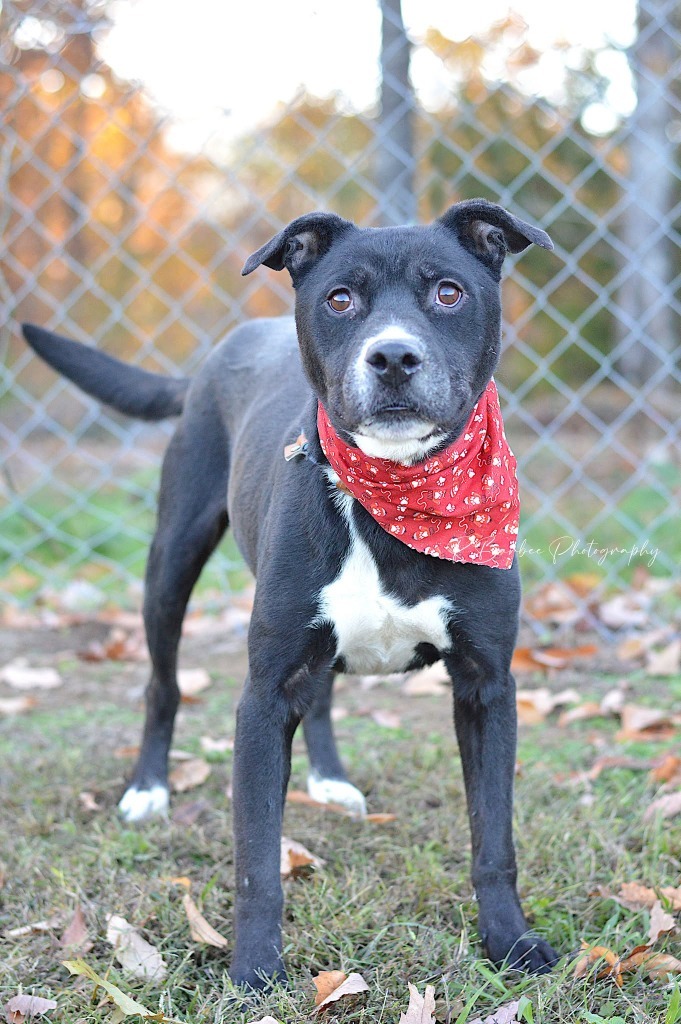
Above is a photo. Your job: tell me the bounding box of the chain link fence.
[1,0,680,626]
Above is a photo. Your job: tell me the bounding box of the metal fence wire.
[1,0,680,626]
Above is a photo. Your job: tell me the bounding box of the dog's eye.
[436,281,463,307]
[327,289,353,313]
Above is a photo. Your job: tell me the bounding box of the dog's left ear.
[242,212,356,281]
[439,199,553,276]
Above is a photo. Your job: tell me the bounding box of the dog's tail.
[22,324,190,421]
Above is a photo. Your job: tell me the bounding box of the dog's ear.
[439,199,553,275]
[242,212,356,280]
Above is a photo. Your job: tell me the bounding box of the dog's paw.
[228,962,288,992]
[307,771,367,817]
[118,784,169,822]
[485,929,559,975]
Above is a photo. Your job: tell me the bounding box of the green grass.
[1,634,680,1023]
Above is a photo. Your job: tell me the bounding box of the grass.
[1,627,680,1023]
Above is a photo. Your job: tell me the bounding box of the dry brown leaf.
[402,662,449,695]
[524,581,582,624]
[169,757,211,793]
[558,702,603,727]
[617,882,681,912]
[172,799,210,826]
[646,639,681,677]
[650,754,681,784]
[648,900,676,943]
[181,892,228,947]
[3,995,58,1024]
[599,593,650,629]
[60,905,91,952]
[178,667,212,699]
[0,696,37,716]
[620,945,681,979]
[469,1000,521,1024]
[365,812,398,824]
[313,970,347,1006]
[616,704,677,742]
[286,789,354,817]
[0,661,62,690]
[280,836,325,878]
[371,709,401,729]
[311,971,369,1013]
[5,916,61,937]
[78,791,101,813]
[200,735,233,753]
[516,686,579,724]
[105,913,167,981]
[617,629,671,662]
[572,941,622,985]
[644,791,681,822]
[586,754,653,780]
[398,983,436,1023]
[78,627,147,663]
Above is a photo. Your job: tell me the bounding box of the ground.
[1,618,680,1024]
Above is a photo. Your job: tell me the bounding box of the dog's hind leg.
[303,669,367,816]
[119,417,228,822]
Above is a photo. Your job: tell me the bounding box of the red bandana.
[317,380,519,569]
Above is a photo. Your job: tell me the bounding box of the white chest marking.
[316,495,452,674]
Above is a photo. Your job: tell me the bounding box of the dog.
[22,198,557,988]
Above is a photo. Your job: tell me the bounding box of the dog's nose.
[365,339,423,386]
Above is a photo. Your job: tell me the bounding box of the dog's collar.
[314,382,520,569]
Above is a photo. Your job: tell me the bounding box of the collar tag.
[284,433,309,462]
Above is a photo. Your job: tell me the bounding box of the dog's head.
[243,200,552,463]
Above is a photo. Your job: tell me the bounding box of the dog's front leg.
[229,673,299,989]
[447,658,558,973]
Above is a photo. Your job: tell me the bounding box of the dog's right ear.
[241,212,356,280]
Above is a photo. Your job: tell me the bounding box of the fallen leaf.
[172,799,210,826]
[572,941,622,985]
[371,709,401,729]
[402,663,449,695]
[78,627,147,663]
[313,970,348,1006]
[558,702,603,727]
[650,754,681,784]
[168,875,192,889]
[0,661,62,690]
[0,696,37,716]
[6,916,62,937]
[617,882,681,912]
[646,640,681,677]
[78,792,101,813]
[398,982,436,1023]
[469,1000,521,1024]
[648,900,676,943]
[169,757,211,793]
[62,958,151,1017]
[599,593,650,629]
[616,704,678,742]
[280,836,325,878]
[200,735,233,753]
[311,971,369,1013]
[106,914,167,981]
[513,645,597,673]
[586,754,653,780]
[516,686,579,724]
[365,812,398,824]
[247,1018,282,1024]
[286,789,356,817]
[178,668,212,699]
[617,629,671,662]
[620,946,681,980]
[181,893,228,947]
[524,581,583,624]
[60,906,91,952]
[644,791,681,822]
[3,995,57,1024]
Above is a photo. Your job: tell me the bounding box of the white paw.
[307,772,367,818]
[118,784,169,822]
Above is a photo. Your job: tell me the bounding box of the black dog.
[22,199,557,988]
